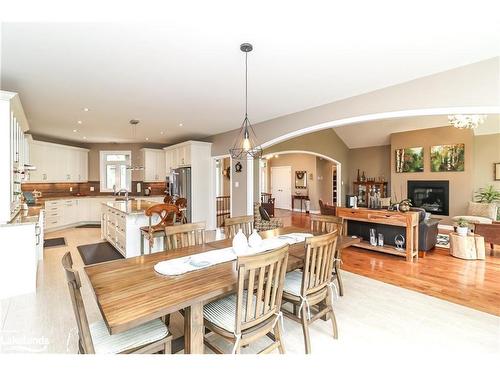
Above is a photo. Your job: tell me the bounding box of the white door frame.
[271,165,292,210]
[211,154,232,227]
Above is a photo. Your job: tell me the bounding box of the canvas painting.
[395,147,424,173]
[431,144,465,172]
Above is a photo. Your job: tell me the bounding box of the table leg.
[413,225,419,262]
[405,225,413,262]
[184,302,204,354]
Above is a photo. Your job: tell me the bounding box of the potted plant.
[456,218,469,236]
[475,185,500,220]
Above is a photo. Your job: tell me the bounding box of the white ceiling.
[1,2,500,144]
[334,115,500,149]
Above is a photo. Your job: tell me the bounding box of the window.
[100,151,132,192]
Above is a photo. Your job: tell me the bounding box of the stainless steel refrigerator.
[169,167,192,223]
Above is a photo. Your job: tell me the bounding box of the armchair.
[253,203,283,232]
[319,200,336,216]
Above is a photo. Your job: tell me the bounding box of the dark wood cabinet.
[353,181,388,207]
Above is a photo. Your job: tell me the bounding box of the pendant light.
[229,43,263,160]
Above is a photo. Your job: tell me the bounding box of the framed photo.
[495,163,500,181]
[430,144,465,172]
[395,147,424,173]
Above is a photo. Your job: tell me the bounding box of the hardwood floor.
[274,209,500,316]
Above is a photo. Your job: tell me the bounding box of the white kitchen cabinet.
[28,140,89,183]
[0,91,30,222]
[177,145,191,166]
[141,148,166,182]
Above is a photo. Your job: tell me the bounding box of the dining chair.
[163,195,174,204]
[203,244,289,354]
[174,197,188,224]
[164,221,206,250]
[310,214,344,235]
[310,214,346,296]
[140,203,179,255]
[224,215,254,238]
[61,252,172,354]
[281,231,339,354]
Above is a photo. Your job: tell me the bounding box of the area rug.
[77,242,124,265]
[44,237,66,248]
[436,234,450,248]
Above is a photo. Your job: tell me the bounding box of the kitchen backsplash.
[22,181,168,198]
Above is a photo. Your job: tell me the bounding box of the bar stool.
[174,198,188,224]
[140,203,179,255]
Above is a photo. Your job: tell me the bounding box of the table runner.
[154,233,313,276]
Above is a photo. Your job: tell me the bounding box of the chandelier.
[448,114,486,129]
[229,43,263,160]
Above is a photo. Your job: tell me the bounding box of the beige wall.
[264,129,349,205]
[474,134,500,193]
[316,157,334,205]
[86,143,163,181]
[390,126,475,223]
[347,145,391,194]
[265,154,335,211]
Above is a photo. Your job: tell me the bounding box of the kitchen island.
[101,199,165,258]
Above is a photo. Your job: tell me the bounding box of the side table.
[449,233,486,260]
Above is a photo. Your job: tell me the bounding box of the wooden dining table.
[84,226,360,354]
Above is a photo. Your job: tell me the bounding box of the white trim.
[211,154,231,227]
[246,158,253,215]
[99,150,132,192]
[260,106,500,149]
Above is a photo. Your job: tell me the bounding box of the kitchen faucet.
[115,188,130,201]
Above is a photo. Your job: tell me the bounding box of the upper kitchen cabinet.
[164,141,199,172]
[28,140,89,183]
[0,91,30,222]
[141,148,167,182]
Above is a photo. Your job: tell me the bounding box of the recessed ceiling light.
[83,136,87,140]
[77,120,82,124]
[83,108,89,112]
[160,131,164,135]
[179,123,183,127]
[145,137,149,141]
[73,129,78,133]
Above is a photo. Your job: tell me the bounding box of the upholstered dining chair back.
[61,252,95,354]
[235,244,289,335]
[310,214,344,236]
[301,232,338,297]
[224,215,254,238]
[164,222,206,250]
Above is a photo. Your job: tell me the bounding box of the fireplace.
[407,180,449,216]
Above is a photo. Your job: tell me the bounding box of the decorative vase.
[232,229,249,254]
[399,201,410,212]
[456,226,468,237]
[248,229,263,248]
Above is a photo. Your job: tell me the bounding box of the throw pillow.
[259,206,271,221]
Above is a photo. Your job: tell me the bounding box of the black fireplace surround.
[407,180,449,216]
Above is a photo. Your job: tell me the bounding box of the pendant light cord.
[245,51,248,117]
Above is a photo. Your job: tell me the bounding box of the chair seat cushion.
[204,293,257,333]
[89,319,168,354]
[283,270,303,296]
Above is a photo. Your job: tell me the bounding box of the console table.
[292,195,309,213]
[337,207,419,262]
